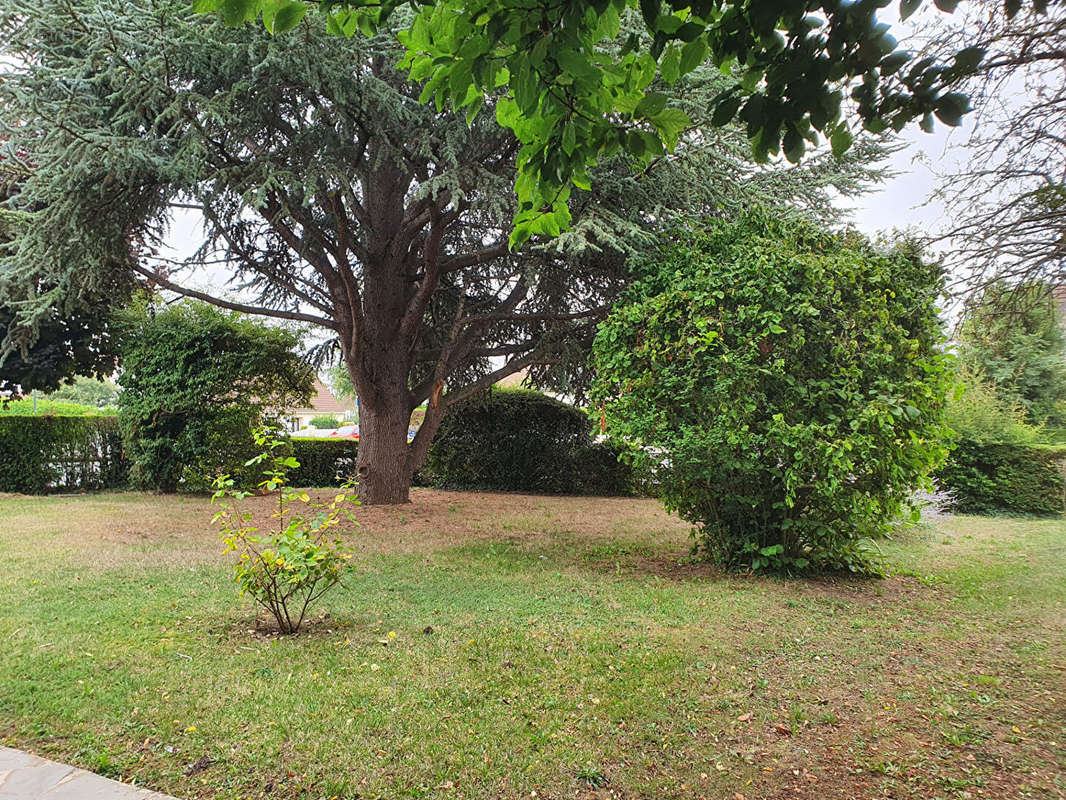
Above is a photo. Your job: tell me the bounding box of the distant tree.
[44,376,121,409]
[117,301,314,492]
[955,281,1066,425]
[0,304,123,397]
[593,212,952,574]
[914,0,1066,291]
[943,364,1045,445]
[327,362,356,402]
[0,0,892,502]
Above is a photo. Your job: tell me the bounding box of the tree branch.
[133,265,336,328]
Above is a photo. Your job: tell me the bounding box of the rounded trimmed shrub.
[426,389,633,495]
[593,212,953,574]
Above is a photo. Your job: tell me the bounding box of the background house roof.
[287,380,350,415]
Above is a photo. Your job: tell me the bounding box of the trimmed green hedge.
[288,439,360,487]
[425,390,634,495]
[937,440,1066,516]
[0,394,633,496]
[0,415,128,493]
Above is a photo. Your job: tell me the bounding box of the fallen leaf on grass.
[184,755,213,776]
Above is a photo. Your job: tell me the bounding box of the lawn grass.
[0,490,1063,799]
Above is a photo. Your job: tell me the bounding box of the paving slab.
[0,747,178,800]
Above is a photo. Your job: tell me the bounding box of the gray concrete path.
[0,747,178,800]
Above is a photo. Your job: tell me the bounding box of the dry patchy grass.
[0,492,1063,800]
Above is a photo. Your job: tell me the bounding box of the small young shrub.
[308,415,342,429]
[593,212,953,574]
[211,428,356,634]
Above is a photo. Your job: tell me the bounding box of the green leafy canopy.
[197,0,985,246]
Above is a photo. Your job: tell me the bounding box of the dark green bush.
[117,301,313,492]
[288,439,360,487]
[178,409,275,493]
[0,415,128,493]
[308,415,342,429]
[425,390,633,495]
[937,441,1066,515]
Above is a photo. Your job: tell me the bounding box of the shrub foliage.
[593,212,953,574]
[288,439,361,488]
[0,391,630,495]
[955,281,1066,426]
[425,389,633,496]
[117,301,314,492]
[944,365,1046,446]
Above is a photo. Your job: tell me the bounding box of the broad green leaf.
[933,92,969,126]
[465,96,483,126]
[953,45,986,73]
[675,21,704,42]
[513,64,539,113]
[900,0,922,18]
[830,125,853,158]
[561,121,576,154]
[659,43,681,84]
[221,0,256,27]
[635,91,668,117]
[639,0,661,28]
[782,127,805,163]
[879,51,910,76]
[650,107,689,148]
[679,36,709,75]
[271,1,306,33]
[711,93,741,127]
[556,48,600,84]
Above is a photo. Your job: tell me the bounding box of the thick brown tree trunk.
[355,397,413,504]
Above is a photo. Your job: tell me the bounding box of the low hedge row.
[937,440,1066,516]
[0,415,128,493]
[9,413,1066,512]
[0,391,634,496]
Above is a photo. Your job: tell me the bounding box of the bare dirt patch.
[212,487,692,563]
[3,489,692,569]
